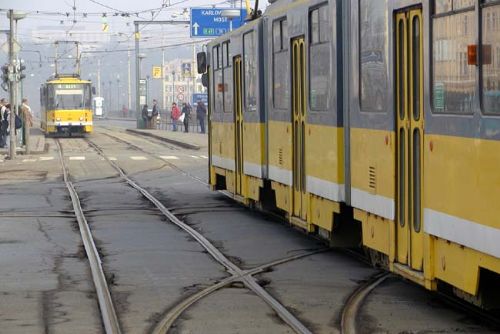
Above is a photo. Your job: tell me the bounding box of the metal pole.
[127,50,131,111]
[117,78,120,112]
[8,10,17,159]
[97,58,101,96]
[171,71,175,106]
[162,48,166,111]
[135,23,141,128]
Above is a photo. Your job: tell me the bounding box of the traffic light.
[1,64,10,92]
[17,62,26,81]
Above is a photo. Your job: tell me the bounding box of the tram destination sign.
[190,8,246,38]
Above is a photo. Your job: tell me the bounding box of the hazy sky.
[0,0,257,44]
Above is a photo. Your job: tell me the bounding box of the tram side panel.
[209,42,237,193]
[422,1,500,301]
[266,0,345,234]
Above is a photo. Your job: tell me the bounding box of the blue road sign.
[190,8,246,38]
[192,93,208,105]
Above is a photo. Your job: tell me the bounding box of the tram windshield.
[48,83,92,110]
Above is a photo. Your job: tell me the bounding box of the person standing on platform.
[141,104,148,129]
[0,99,8,148]
[181,102,191,133]
[151,99,159,129]
[20,98,33,147]
[196,99,207,134]
[170,102,181,131]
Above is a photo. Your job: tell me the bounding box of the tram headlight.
[79,116,84,121]
[56,117,61,121]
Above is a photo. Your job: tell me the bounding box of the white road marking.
[200,155,208,159]
[159,155,179,160]
[69,156,85,161]
[23,159,37,162]
[39,156,55,161]
[190,155,200,159]
[109,157,117,161]
[130,156,147,161]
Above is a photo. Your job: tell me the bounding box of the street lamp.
[116,74,120,111]
[171,71,175,105]
[221,9,241,32]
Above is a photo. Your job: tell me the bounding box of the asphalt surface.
[0,119,496,333]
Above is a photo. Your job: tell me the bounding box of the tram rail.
[55,139,121,334]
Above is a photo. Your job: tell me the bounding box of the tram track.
[340,272,389,334]
[85,136,315,334]
[55,139,122,334]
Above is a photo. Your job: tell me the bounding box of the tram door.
[233,56,245,196]
[395,8,424,271]
[292,37,307,220]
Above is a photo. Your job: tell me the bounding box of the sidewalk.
[126,128,207,150]
[0,127,47,156]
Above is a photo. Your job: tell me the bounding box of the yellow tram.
[40,75,93,136]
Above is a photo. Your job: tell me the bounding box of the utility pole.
[8,10,17,159]
[127,50,131,112]
[162,48,166,111]
[97,58,101,96]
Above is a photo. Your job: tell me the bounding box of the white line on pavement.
[130,156,148,160]
[39,156,55,161]
[159,156,179,160]
[69,156,86,161]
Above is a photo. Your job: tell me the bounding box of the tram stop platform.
[0,127,48,158]
[126,128,207,150]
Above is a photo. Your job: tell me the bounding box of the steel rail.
[56,139,122,334]
[340,272,389,334]
[152,249,328,333]
[86,138,313,334]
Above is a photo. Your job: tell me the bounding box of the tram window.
[213,45,224,113]
[309,3,331,111]
[273,18,290,110]
[432,9,475,113]
[359,0,389,112]
[482,2,500,114]
[311,9,320,44]
[435,0,475,14]
[222,41,232,113]
[222,41,231,68]
[243,31,257,112]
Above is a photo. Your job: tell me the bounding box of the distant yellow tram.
[40,75,93,136]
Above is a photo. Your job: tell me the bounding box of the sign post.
[190,8,246,38]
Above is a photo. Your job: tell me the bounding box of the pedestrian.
[181,102,191,133]
[141,104,148,128]
[20,98,33,146]
[151,99,159,129]
[196,99,207,134]
[0,99,8,148]
[170,102,181,131]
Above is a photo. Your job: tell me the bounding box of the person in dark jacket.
[141,104,148,128]
[151,99,159,129]
[181,102,191,133]
[196,100,207,134]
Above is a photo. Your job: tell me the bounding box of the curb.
[125,129,201,150]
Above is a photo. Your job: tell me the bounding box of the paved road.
[0,121,496,333]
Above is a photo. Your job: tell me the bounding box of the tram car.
[40,75,93,136]
[200,0,500,308]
